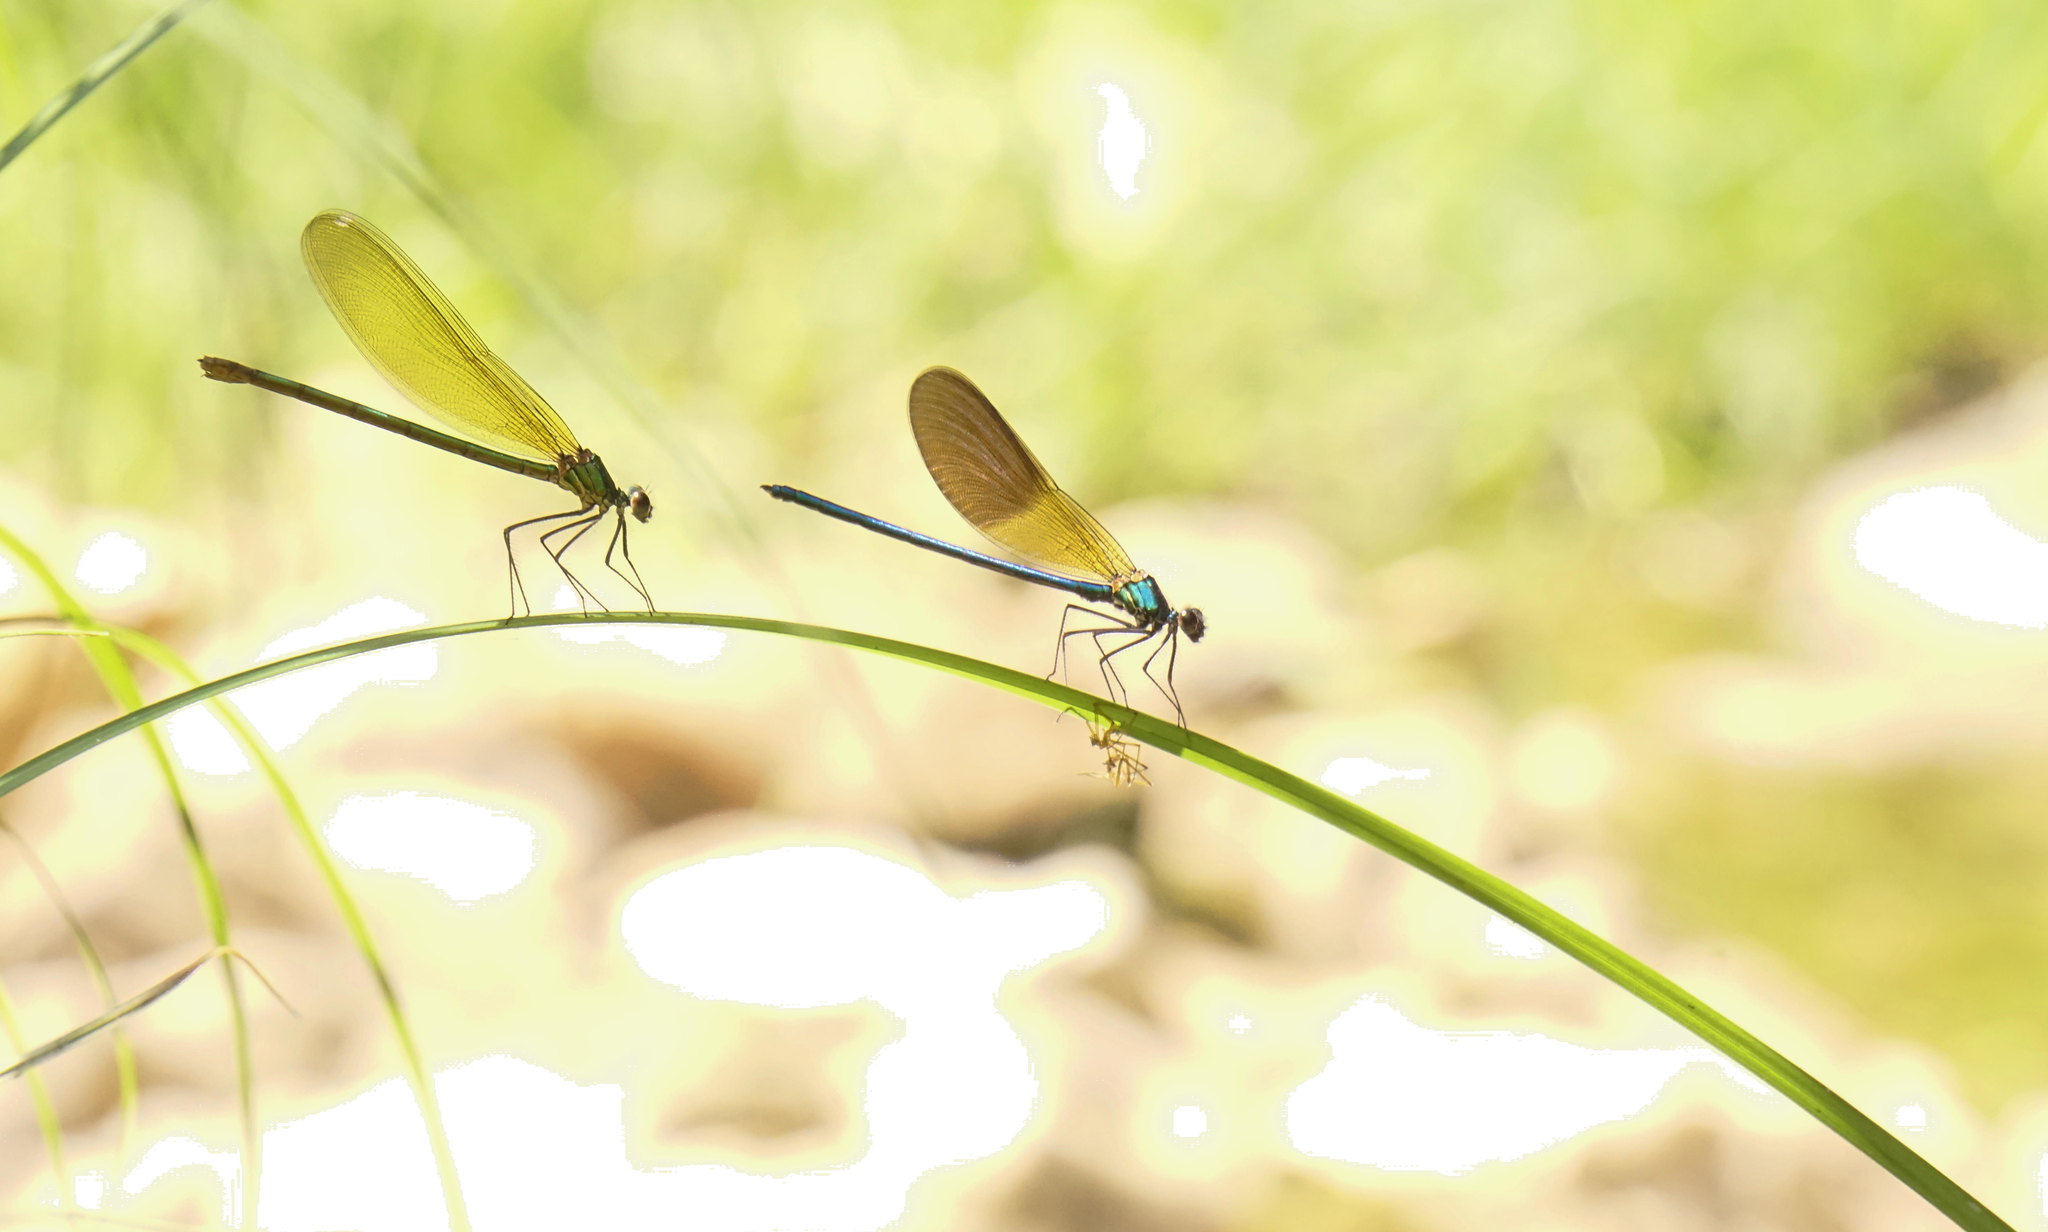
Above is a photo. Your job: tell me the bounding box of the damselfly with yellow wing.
[764,367,1203,724]
[201,209,652,614]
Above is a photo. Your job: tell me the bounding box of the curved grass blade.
[0,610,2011,1230]
[0,624,110,640]
[0,522,260,1219]
[0,0,210,175]
[0,971,70,1195]
[1,948,286,1081]
[0,812,143,1143]
[101,624,469,1232]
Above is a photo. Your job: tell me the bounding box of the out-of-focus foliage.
[2,0,2045,1226]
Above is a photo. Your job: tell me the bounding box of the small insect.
[201,209,652,614]
[1085,717,1151,789]
[764,367,1203,723]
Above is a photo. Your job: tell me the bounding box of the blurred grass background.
[4,0,2048,1226]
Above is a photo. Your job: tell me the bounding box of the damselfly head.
[1178,607,1206,642]
[627,487,654,523]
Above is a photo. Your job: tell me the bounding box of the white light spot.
[0,555,18,598]
[1286,995,1722,1173]
[556,623,726,666]
[1171,1105,1208,1139]
[253,1067,469,1231]
[1096,83,1149,200]
[75,532,147,595]
[325,792,536,903]
[1894,1103,1928,1132]
[122,1136,238,1223]
[261,595,428,659]
[615,844,1110,1216]
[1320,757,1431,796]
[71,1170,107,1209]
[620,846,1104,1010]
[234,597,436,749]
[550,583,581,612]
[1853,486,2048,627]
[119,854,1123,1231]
[167,709,251,777]
[1226,1013,1253,1035]
[253,1054,992,1232]
[1483,914,1548,959]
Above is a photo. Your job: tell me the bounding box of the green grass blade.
[0,974,71,1197]
[104,625,471,1232]
[0,523,259,1220]
[0,815,144,1144]
[0,610,2011,1230]
[0,0,209,175]
[3,948,223,1080]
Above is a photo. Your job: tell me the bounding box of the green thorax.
[556,450,623,510]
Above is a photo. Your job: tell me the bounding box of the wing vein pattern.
[908,366,1134,582]
[300,209,581,462]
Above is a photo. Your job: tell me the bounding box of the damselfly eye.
[628,487,654,523]
[1179,608,1206,642]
